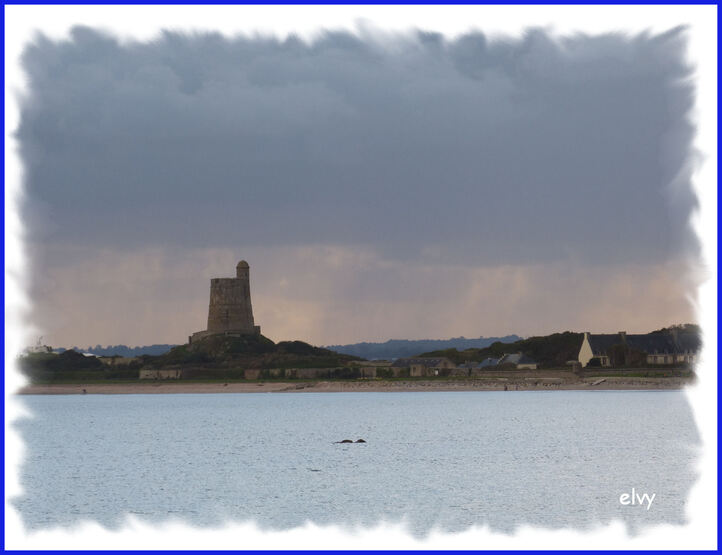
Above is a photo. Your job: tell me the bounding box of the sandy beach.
[17,376,692,395]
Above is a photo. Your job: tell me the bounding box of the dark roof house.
[391,357,455,368]
[479,357,500,368]
[578,330,701,367]
[497,353,538,368]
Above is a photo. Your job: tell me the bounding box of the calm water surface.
[13,391,699,535]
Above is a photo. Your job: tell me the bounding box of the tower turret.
[236,260,249,279]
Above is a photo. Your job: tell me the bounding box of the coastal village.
[20,261,701,388]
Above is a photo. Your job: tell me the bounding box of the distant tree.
[650,323,701,335]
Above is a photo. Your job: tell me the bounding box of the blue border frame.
[2,2,718,552]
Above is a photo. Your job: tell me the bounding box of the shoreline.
[16,377,692,395]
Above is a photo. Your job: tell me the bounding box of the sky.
[17,23,701,348]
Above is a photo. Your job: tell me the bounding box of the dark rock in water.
[334,438,366,444]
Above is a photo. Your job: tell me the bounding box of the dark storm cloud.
[19,25,696,265]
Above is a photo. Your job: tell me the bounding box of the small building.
[458,361,482,370]
[99,356,138,366]
[457,361,482,376]
[391,357,456,377]
[244,369,261,380]
[497,353,538,370]
[356,367,378,378]
[139,369,182,379]
[479,357,500,368]
[578,330,701,368]
[24,337,53,355]
[349,360,392,367]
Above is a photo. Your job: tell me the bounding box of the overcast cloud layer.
[18,26,699,346]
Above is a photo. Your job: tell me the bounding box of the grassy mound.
[18,334,365,382]
[418,332,584,368]
[144,334,362,370]
[19,350,112,382]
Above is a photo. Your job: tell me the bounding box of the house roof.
[587,334,624,356]
[479,357,499,368]
[588,332,701,356]
[498,352,536,365]
[391,357,453,368]
[498,353,519,365]
[675,332,702,353]
[626,334,677,354]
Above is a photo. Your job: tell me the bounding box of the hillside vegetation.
[19,334,361,383]
[325,335,521,359]
[19,349,136,381]
[418,332,584,368]
[145,334,360,369]
[56,344,177,357]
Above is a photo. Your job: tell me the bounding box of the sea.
[13,390,699,536]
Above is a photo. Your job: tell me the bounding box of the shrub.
[329,367,361,379]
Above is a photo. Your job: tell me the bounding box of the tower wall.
[189,260,260,344]
[206,275,255,334]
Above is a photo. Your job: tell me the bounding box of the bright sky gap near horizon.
[18,25,700,348]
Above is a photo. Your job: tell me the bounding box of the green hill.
[145,334,360,369]
[19,349,108,382]
[418,331,584,368]
[19,333,363,383]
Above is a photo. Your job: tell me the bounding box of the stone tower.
[190,260,260,344]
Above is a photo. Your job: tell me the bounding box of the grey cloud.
[19,25,697,266]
